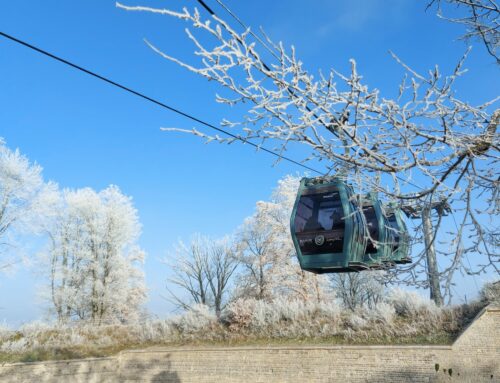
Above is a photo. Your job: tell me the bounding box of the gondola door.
[361,193,393,268]
[385,203,411,264]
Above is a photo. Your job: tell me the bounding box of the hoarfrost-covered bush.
[3,288,487,362]
[480,281,500,304]
[221,298,257,330]
[0,338,31,353]
[316,301,342,321]
[62,330,85,347]
[222,298,341,330]
[37,328,85,349]
[19,321,52,338]
[346,314,368,331]
[369,302,396,324]
[222,298,342,331]
[0,323,12,342]
[272,297,319,322]
[170,304,216,333]
[135,320,174,343]
[271,298,301,322]
[223,298,345,333]
[388,288,439,318]
[251,300,281,328]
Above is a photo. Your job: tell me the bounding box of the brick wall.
[1,306,498,383]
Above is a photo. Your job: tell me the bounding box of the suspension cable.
[0,30,323,175]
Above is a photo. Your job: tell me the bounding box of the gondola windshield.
[295,192,344,232]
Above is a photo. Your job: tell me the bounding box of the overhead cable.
[0,30,322,175]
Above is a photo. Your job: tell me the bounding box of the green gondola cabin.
[290,177,411,273]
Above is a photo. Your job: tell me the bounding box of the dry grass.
[0,292,489,364]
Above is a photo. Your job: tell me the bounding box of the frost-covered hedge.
[1,285,494,361]
[480,281,500,304]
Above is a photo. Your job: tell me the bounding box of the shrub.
[346,313,368,331]
[222,298,342,332]
[0,323,12,342]
[170,304,216,333]
[271,297,306,322]
[367,302,396,324]
[387,288,439,318]
[316,300,342,321]
[250,300,281,328]
[134,320,174,343]
[5,287,489,362]
[19,321,52,337]
[0,337,32,353]
[480,281,500,304]
[221,298,257,330]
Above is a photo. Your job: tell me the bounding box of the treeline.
[1,137,497,329]
[0,137,371,326]
[0,139,146,324]
[2,137,500,362]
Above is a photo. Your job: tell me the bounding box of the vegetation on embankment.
[2,284,497,364]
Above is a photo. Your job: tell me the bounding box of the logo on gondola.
[314,235,325,246]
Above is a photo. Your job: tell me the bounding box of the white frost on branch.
[428,0,499,63]
[0,138,58,273]
[118,2,499,301]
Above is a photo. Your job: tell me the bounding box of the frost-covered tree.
[234,175,329,302]
[0,138,56,273]
[117,2,499,305]
[166,234,237,316]
[204,236,239,316]
[166,235,210,310]
[428,0,499,63]
[43,185,147,324]
[233,208,279,301]
[330,272,386,311]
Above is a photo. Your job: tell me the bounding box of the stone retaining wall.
[1,306,498,382]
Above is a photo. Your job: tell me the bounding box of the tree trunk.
[422,206,444,306]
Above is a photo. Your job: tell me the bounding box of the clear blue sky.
[0,0,498,326]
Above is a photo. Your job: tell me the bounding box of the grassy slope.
[0,300,486,364]
[0,329,457,364]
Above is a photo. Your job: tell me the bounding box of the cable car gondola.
[384,203,411,264]
[360,193,394,268]
[290,177,368,273]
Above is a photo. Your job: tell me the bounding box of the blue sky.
[0,0,498,326]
